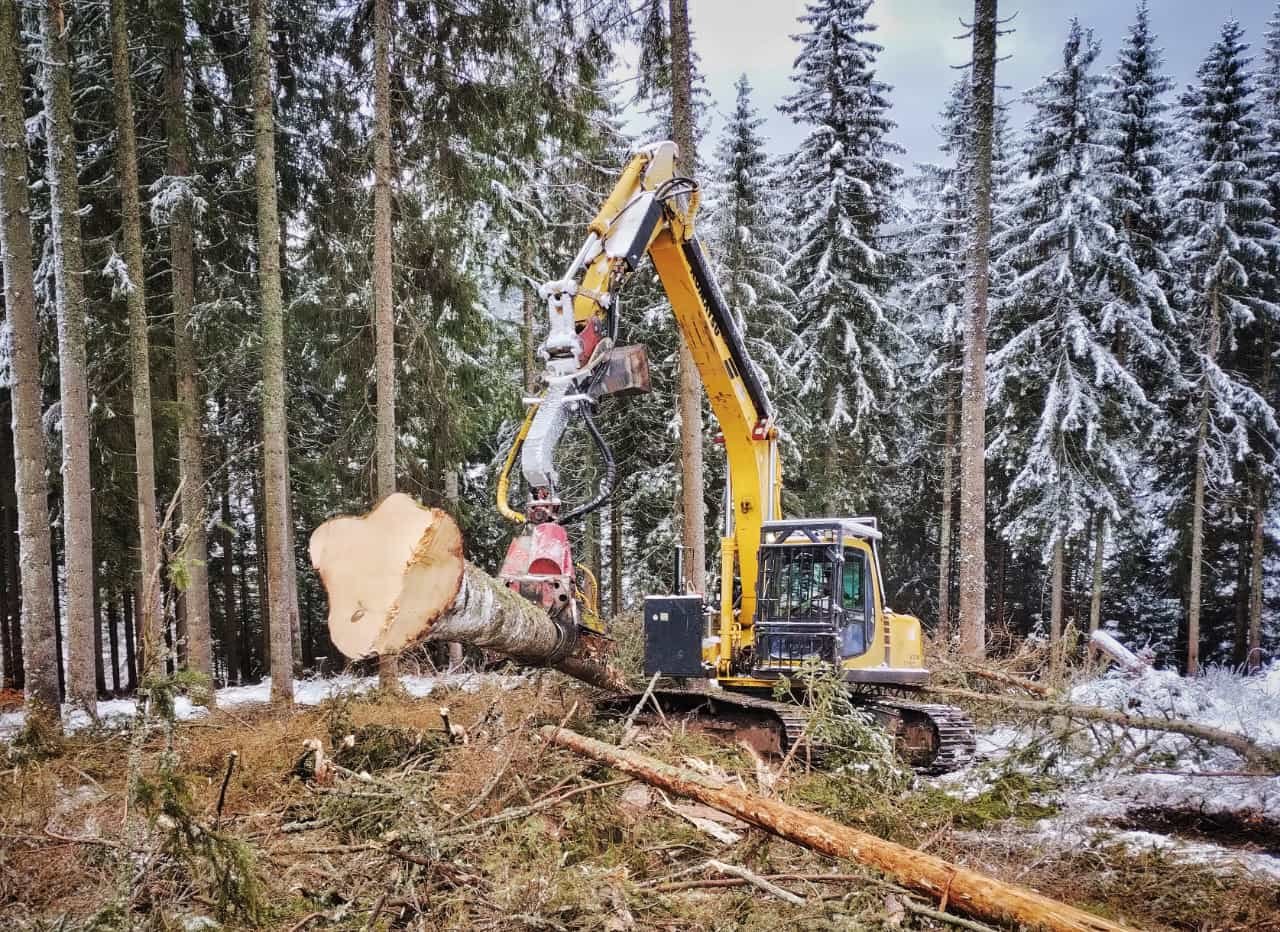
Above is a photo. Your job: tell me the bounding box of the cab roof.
[761,517,882,543]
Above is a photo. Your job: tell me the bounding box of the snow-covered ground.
[0,670,527,739]
[937,662,1280,880]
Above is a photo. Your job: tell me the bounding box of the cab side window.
[841,549,870,658]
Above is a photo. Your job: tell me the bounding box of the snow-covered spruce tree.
[708,75,799,434]
[1084,1,1179,635]
[989,21,1163,659]
[904,77,1012,636]
[1172,19,1280,673]
[781,0,904,516]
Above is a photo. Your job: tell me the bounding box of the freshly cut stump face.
[309,492,464,658]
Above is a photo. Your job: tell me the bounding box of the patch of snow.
[0,671,528,739]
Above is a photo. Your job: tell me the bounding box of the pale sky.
[633,1,1278,171]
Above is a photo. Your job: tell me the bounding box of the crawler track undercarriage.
[598,686,976,774]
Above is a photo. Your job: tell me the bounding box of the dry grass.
[1,672,1275,931]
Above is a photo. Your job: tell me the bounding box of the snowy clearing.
[0,670,528,739]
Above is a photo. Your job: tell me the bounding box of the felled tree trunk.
[923,684,1280,771]
[543,726,1132,932]
[309,494,625,691]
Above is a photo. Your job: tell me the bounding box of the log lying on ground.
[309,493,626,691]
[961,667,1054,697]
[543,725,1132,932]
[922,684,1280,772]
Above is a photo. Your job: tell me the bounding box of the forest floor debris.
[1,661,1278,930]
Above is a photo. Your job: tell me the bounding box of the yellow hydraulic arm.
[497,142,783,673]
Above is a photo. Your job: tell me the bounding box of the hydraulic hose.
[559,404,616,525]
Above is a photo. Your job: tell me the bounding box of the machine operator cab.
[749,518,928,685]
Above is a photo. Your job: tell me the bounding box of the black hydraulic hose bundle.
[558,403,616,525]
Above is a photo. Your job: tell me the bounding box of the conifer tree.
[709,75,797,416]
[0,0,60,724]
[1173,19,1280,673]
[990,20,1162,663]
[781,0,904,515]
[40,0,95,714]
[1087,1,1177,633]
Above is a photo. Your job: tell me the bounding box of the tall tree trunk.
[122,589,137,691]
[1187,292,1221,676]
[221,493,240,686]
[239,529,255,679]
[107,596,120,694]
[668,0,705,597]
[1247,322,1270,672]
[39,0,95,715]
[163,0,212,689]
[957,0,998,658]
[1049,536,1065,676]
[93,569,106,696]
[250,0,294,702]
[611,489,623,617]
[372,0,400,688]
[50,530,65,701]
[108,0,162,685]
[0,0,60,723]
[1088,513,1106,633]
[1233,526,1250,665]
[937,365,958,641]
[0,407,17,690]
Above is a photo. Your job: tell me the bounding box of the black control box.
[643,595,706,677]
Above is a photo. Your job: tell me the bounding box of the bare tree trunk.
[1049,536,1065,676]
[668,0,705,598]
[372,0,400,688]
[162,0,212,689]
[108,0,163,687]
[122,589,137,692]
[937,367,958,642]
[957,0,997,659]
[1187,293,1221,676]
[0,406,17,690]
[1088,513,1105,633]
[1,0,60,725]
[93,569,106,696]
[1247,322,1270,672]
[107,597,121,695]
[250,0,294,702]
[221,491,240,686]
[38,0,95,716]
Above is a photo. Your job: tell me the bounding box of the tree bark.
[310,494,625,691]
[221,485,240,686]
[250,0,294,702]
[39,0,95,715]
[923,684,1280,771]
[107,596,120,694]
[373,0,399,688]
[668,0,706,597]
[162,0,212,689]
[108,0,163,687]
[1049,535,1064,675]
[1247,322,1269,672]
[0,406,18,690]
[122,588,137,691]
[957,0,997,659]
[93,570,106,696]
[544,726,1133,932]
[1088,514,1105,633]
[444,466,463,668]
[1,0,60,723]
[1187,292,1221,676]
[937,365,958,641]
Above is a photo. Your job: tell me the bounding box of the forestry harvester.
[310,142,974,772]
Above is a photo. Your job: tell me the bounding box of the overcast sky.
[630,1,1278,172]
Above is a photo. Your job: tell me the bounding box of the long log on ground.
[309,493,626,691]
[959,667,1054,697]
[542,725,1132,932]
[922,684,1280,771]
